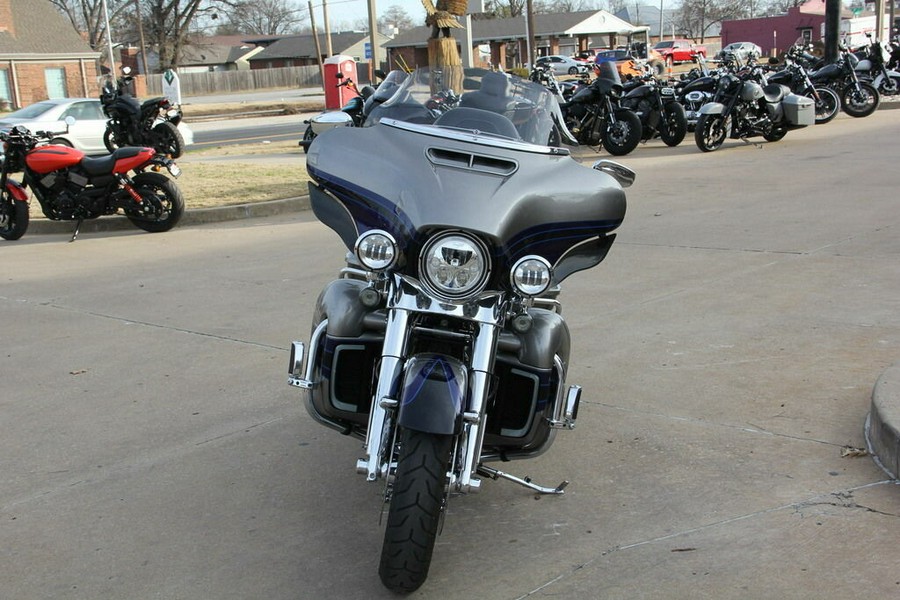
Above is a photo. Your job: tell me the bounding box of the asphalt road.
[189,117,310,149]
[2,111,899,599]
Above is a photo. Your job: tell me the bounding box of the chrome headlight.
[510,255,552,297]
[354,229,398,271]
[419,232,490,300]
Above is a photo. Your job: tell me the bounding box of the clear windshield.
[363,67,562,147]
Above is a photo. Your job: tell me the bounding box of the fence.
[146,64,371,97]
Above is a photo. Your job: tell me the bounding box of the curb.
[27,196,311,235]
[868,364,900,479]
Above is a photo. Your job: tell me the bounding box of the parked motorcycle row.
[541,34,893,155]
[0,67,187,241]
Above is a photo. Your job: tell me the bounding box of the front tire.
[379,429,453,594]
[812,86,840,124]
[103,127,120,153]
[841,81,880,117]
[658,101,687,146]
[299,126,315,153]
[602,109,642,156]
[0,190,29,241]
[126,172,185,233]
[695,113,728,152]
[151,121,185,158]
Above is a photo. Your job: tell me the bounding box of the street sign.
[364,42,372,59]
[162,69,182,105]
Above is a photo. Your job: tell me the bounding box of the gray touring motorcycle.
[287,67,634,593]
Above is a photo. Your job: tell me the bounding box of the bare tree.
[139,0,236,71]
[676,0,743,42]
[483,0,527,18]
[225,0,306,35]
[48,0,130,52]
[534,0,599,13]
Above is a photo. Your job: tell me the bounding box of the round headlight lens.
[420,233,489,299]
[510,256,552,297]
[354,230,397,271]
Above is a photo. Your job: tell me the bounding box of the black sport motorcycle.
[0,120,184,241]
[562,62,643,155]
[694,62,814,152]
[100,67,186,157]
[852,33,900,95]
[797,42,881,118]
[300,70,409,153]
[621,67,688,146]
[287,66,634,593]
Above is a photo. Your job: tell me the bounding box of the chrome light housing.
[419,232,490,300]
[510,255,552,297]
[354,229,398,271]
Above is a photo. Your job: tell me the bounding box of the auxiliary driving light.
[354,230,398,271]
[510,255,552,297]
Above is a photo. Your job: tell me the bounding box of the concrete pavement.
[3,108,898,599]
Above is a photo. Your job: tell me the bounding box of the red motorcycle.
[0,122,184,241]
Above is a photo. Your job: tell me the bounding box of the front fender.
[698,102,725,115]
[397,353,467,435]
[5,179,29,202]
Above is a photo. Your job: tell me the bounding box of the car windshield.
[364,66,562,147]
[5,101,55,120]
[655,41,674,49]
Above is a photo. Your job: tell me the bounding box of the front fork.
[356,306,500,494]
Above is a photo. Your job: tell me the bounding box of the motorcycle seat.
[433,107,521,139]
[81,147,143,176]
[460,72,518,116]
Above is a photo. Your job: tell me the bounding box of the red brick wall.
[3,60,100,108]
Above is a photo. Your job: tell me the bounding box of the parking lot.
[1,109,899,599]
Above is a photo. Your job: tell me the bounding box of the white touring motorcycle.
[287,67,634,593]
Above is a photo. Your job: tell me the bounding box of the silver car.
[534,55,590,75]
[717,42,764,63]
[0,98,193,155]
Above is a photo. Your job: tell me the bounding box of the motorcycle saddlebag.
[783,94,815,126]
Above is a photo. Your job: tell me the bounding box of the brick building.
[0,0,100,109]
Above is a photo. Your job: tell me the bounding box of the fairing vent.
[426,148,518,177]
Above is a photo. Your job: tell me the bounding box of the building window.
[800,28,812,43]
[45,68,68,99]
[0,68,11,103]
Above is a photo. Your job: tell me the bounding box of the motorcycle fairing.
[397,354,467,435]
[307,120,626,272]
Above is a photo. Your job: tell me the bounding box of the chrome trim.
[381,117,571,155]
[591,160,636,188]
[548,353,575,429]
[288,320,328,389]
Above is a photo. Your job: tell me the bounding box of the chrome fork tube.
[360,307,409,481]
[457,321,499,493]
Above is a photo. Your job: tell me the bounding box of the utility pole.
[309,1,324,86]
[323,0,333,56]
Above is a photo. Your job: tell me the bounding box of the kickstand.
[69,219,83,243]
[477,464,569,495]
